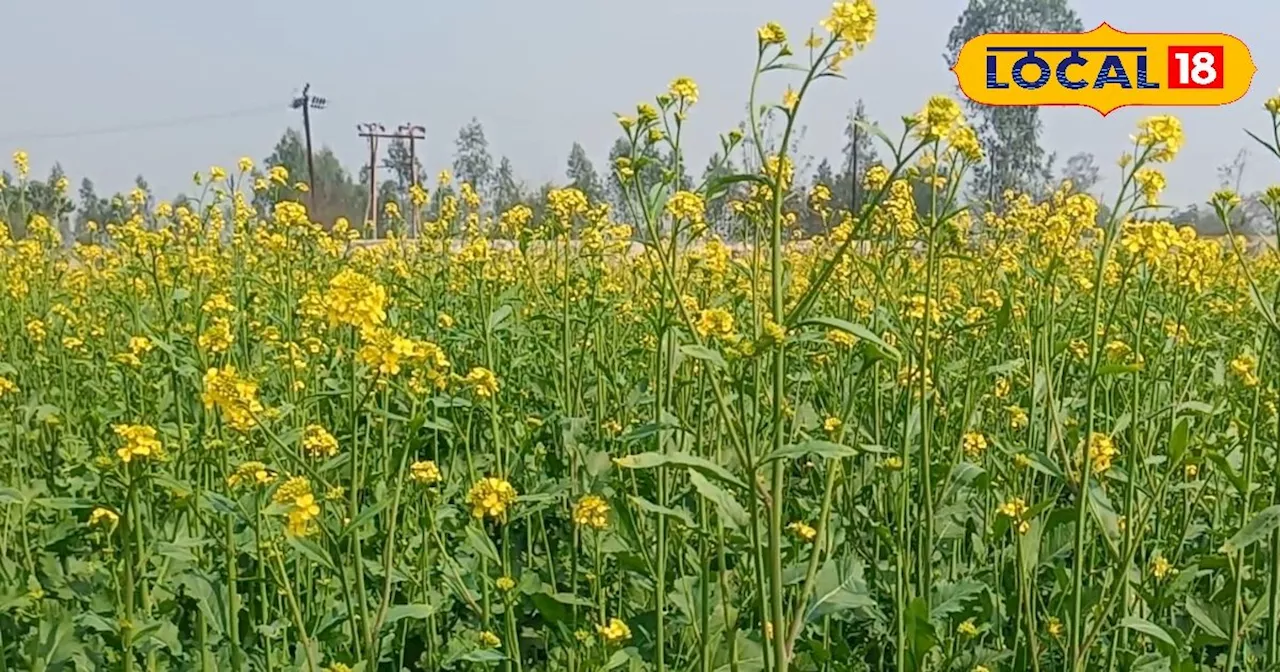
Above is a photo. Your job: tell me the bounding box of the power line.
[0,104,289,143]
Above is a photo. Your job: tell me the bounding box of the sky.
[3,0,1278,208]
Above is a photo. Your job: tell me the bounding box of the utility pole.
[357,123,424,238]
[398,123,425,236]
[846,110,861,215]
[357,122,386,237]
[292,84,327,215]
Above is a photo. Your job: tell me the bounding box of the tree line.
[2,0,1270,240]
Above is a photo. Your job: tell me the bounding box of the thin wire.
[0,104,289,143]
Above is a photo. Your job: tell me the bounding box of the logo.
[950,23,1255,115]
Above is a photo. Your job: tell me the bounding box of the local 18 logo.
[951,23,1256,115]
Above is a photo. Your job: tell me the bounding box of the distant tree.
[312,147,366,228]
[382,138,426,200]
[257,129,307,213]
[607,136,664,222]
[426,183,458,232]
[836,100,881,212]
[566,142,605,204]
[1212,149,1272,234]
[813,158,837,192]
[75,178,111,236]
[133,175,151,201]
[946,0,1082,206]
[1217,148,1249,192]
[701,151,740,237]
[260,128,364,227]
[492,156,524,217]
[261,130,306,184]
[1058,152,1100,194]
[531,181,558,225]
[453,118,494,203]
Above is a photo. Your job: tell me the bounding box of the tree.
[837,100,881,212]
[946,0,1082,207]
[701,152,741,237]
[453,118,494,204]
[262,129,307,186]
[1058,152,1100,194]
[75,178,111,236]
[260,128,364,227]
[1214,149,1271,234]
[382,137,426,200]
[492,156,524,217]
[813,158,837,192]
[1217,148,1249,193]
[426,184,458,231]
[527,181,558,227]
[606,136,664,221]
[257,128,307,214]
[566,142,605,204]
[311,147,366,228]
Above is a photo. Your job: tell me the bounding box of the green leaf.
[1131,653,1172,672]
[464,525,502,564]
[0,592,31,613]
[285,535,335,571]
[946,462,987,489]
[929,581,984,624]
[338,500,390,539]
[797,316,900,361]
[1169,417,1190,465]
[1247,278,1279,330]
[1245,128,1280,160]
[1024,451,1064,480]
[1220,504,1280,554]
[603,648,632,670]
[627,495,697,529]
[1097,362,1143,376]
[157,538,203,564]
[31,497,92,511]
[904,596,937,668]
[173,571,226,636]
[688,471,749,529]
[994,294,1012,332]
[1086,483,1122,546]
[201,491,243,519]
[761,439,859,465]
[1120,615,1176,648]
[805,557,874,623]
[1174,400,1214,415]
[679,344,727,370]
[1206,452,1247,495]
[384,603,438,625]
[458,649,505,663]
[1185,595,1228,641]
[77,613,118,634]
[706,173,771,201]
[27,609,80,672]
[853,119,896,157]
[613,451,746,490]
[487,304,514,332]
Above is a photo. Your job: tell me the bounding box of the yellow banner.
[951,22,1255,115]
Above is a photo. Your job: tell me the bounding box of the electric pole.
[357,123,425,238]
[357,122,386,237]
[847,110,861,215]
[398,123,425,236]
[292,84,327,215]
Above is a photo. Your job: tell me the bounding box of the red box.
[1167,45,1224,89]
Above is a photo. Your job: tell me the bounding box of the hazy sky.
[3,0,1277,208]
